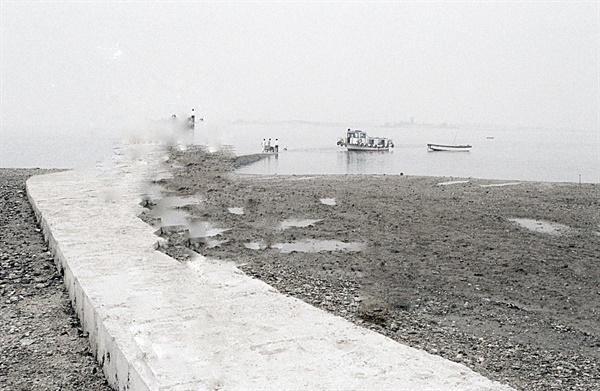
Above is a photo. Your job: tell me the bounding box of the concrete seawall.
[26,143,515,390]
[233,153,273,168]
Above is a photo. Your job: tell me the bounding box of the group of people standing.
[261,138,279,153]
[170,108,203,130]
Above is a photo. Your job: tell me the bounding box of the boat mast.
[452,118,463,145]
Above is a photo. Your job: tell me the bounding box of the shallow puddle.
[205,239,229,248]
[244,241,268,250]
[271,239,365,253]
[320,198,337,206]
[148,195,201,226]
[508,218,570,235]
[188,221,229,238]
[228,207,244,215]
[158,195,201,208]
[279,219,322,230]
[154,209,189,227]
[437,180,469,186]
[480,182,521,188]
[145,193,229,239]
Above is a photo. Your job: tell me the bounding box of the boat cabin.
[346,129,368,145]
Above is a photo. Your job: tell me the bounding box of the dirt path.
[146,146,600,391]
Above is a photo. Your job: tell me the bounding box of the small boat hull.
[345,144,390,152]
[427,143,472,152]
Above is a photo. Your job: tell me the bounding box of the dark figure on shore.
[189,108,196,130]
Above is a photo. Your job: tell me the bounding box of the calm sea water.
[1,122,598,184]
[219,123,599,184]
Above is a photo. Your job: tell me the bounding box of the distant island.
[380,120,459,129]
[230,118,500,130]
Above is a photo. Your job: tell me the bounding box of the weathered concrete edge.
[26,179,154,391]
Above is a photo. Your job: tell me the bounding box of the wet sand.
[146,146,600,391]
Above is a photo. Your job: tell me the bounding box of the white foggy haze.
[1,1,599,166]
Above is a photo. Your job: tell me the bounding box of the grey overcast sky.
[1,1,598,132]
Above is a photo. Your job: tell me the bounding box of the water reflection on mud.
[204,239,229,248]
[320,198,336,206]
[187,221,229,238]
[145,194,229,239]
[271,239,365,253]
[154,209,189,227]
[148,198,192,229]
[244,241,268,250]
[437,180,469,186]
[279,219,322,230]
[509,218,571,235]
[228,207,244,215]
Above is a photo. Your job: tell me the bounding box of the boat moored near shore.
[427,143,472,152]
[337,129,394,152]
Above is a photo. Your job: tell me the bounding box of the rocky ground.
[0,169,110,390]
[143,146,600,391]
[2,145,599,391]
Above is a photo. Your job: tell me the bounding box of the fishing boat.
[428,121,472,152]
[337,129,394,152]
[427,143,472,152]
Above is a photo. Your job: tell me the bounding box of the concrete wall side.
[26,180,152,391]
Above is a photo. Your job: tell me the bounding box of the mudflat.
[145,146,600,391]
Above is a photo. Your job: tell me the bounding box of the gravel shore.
[144,146,600,391]
[3,145,599,390]
[0,169,110,390]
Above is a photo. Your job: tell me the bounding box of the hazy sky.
[2,1,599,133]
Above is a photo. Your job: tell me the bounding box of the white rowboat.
[427,143,472,152]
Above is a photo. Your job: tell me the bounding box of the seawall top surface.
[26,142,515,390]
